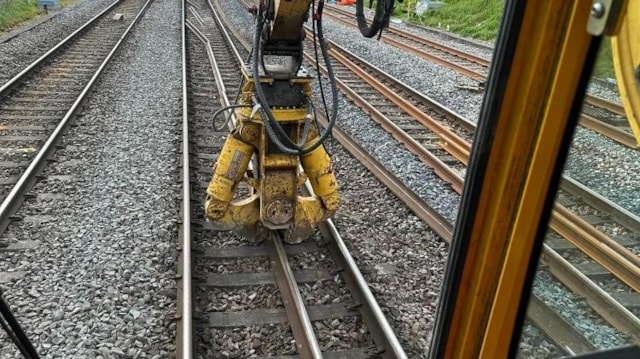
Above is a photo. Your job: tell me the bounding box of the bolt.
[591,2,605,18]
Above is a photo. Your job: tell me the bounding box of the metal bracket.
[587,0,626,36]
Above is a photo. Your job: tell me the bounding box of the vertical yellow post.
[430,2,601,359]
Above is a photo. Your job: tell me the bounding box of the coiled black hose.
[356,0,397,39]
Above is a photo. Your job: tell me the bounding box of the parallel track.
[0,0,152,236]
[323,4,638,149]
[302,37,640,349]
[0,0,152,263]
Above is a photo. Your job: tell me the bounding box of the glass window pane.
[516,40,639,358]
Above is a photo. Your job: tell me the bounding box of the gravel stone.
[0,0,182,356]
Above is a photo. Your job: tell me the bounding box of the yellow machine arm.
[612,0,640,146]
[205,0,340,243]
[204,0,401,243]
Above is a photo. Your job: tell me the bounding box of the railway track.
[179,0,407,356]
[0,0,151,266]
[0,0,152,236]
[300,36,640,350]
[323,4,638,149]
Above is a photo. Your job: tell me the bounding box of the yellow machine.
[204,0,398,242]
[204,0,343,243]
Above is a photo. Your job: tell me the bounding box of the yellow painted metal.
[612,0,640,146]
[441,2,595,359]
[205,71,338,243]
[205,135,254,219]
[300,131,340,212]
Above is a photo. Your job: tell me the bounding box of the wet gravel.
[0,0,181,356]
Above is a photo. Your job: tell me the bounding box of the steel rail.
[386,27,491,67]
[323,5,637,149]
[578,114,636,148]
[0,0,123,94]
[327,47,471,164]
[316,217,410,359]
[326,4,495,53]
[541,247,640,341]
[266,233,323,359]
[584,94,626,117]
[303,49,463,193]
[318,36,475,132]
[377,35,486,83]
[526,295,597,355]
[322,7,487,82]
[179,0,193,356]
[551,204,640,292]
[315,114,454,241]
[560,176,640,234]
[0,0,154,235]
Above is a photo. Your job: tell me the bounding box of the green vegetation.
[593,38,615,80]
[393,0,616,79]
[0,0,41,33]
[395,0,504,41]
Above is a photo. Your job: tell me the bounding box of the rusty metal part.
[585,93,626,116]
[266,232,323,359]
[526,295,597,354]
[541,246,640,341]
[550,203,640,292]
[579,113,637,148]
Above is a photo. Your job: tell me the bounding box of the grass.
[593,38,615,80]
[393,0,616,79]
[0,0,42,33]
[395,0,504,41]
[0,0,76,34]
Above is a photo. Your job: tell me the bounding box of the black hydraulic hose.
[212,104,251,131]
[0,292,39,359]
[356,0,395,39]
[312,0,339,136]
[252,0,339,155]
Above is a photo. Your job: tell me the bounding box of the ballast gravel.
[0,0,181,356]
